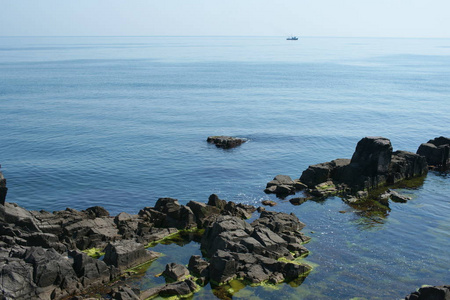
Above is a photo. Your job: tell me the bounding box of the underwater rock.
[261,200,277,206]
[207,136,247,149]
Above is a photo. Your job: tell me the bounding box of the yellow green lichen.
[82,247,105,259]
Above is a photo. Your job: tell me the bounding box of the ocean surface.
[0,36,449,299]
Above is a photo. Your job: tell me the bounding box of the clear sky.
[1,0,449,38]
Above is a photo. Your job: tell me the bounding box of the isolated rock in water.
[298,137,428,195]
[404,285,450,300]
[261,200,277,207]
[265,175,297,196]
[417,136,450,170]
[162,263,190,282]
[207,136,247,149]
[158,279,198,297]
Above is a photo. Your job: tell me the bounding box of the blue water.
[1,36,449,299]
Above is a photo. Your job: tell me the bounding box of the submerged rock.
[207,136,247,149]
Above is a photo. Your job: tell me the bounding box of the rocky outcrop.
[288,137,428,201]
[405,285,450,300]
[162,263,190,282]
[198,211,311,285]
[264,174,307,197]
[0,170,7,206]
[0,186,260,299]
[417,136,450,171]
[207,136,247,149]
[103,240,159,272]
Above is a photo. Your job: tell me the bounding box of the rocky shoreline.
[265,136,449,205]
[1,135,449,299]
[0,191,311,299]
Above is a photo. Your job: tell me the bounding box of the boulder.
[103,240,158,272]
[188,255,209,285]
[289,197,308,206]
[265,175,297,196]
[388,151,428,184]
[153,198,197,229]
[83,206,110,218]
[158,279,198,297]
[109,285,140,300]
[405,285,450,300]
[350,137,393,175]
[261,200,277,207]
[162,263,190,282]
[69,250,111,287]
[207,194,227,210]
[0,170,7,205]
[417,136,450,170]
[207,136,247,149]
[186,200,221,227]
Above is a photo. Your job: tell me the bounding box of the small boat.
[286,36,298,40]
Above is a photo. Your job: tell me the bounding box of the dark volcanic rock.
[200,212,311,286]
[405,285,450,300]
[103,240,159,272]
[153,198,197,229]
[297,137,428,198]
[417,136,450,170]
[207,136,247,149]
[0,170,7,205]
[70,250,111,287]
[162,263,190,282]
[351,136,393,176]
[264,175,297,196]
[158,279,198,297]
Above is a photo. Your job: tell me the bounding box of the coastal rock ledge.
[266,136,429,201]
[0,162,310,300]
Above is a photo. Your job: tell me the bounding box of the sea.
[0,36,449,299]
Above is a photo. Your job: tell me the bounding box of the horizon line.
[0,35,449,39]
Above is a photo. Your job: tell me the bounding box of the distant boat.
[286,36,298,40]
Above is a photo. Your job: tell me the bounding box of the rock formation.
[404,285,450,300]
[417,136,450,171]
[266,137,429,203]
[207,136,247,149]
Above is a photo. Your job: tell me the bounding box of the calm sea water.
[0,36,449,299]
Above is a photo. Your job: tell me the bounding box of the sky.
[1,0,449,38]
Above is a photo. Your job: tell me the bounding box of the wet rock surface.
[207,136,247,149]
[405,285,450,300]
[417,136,450,171]
[0,185,263,299]
[267,137,429,206]
[198,211,311,285]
